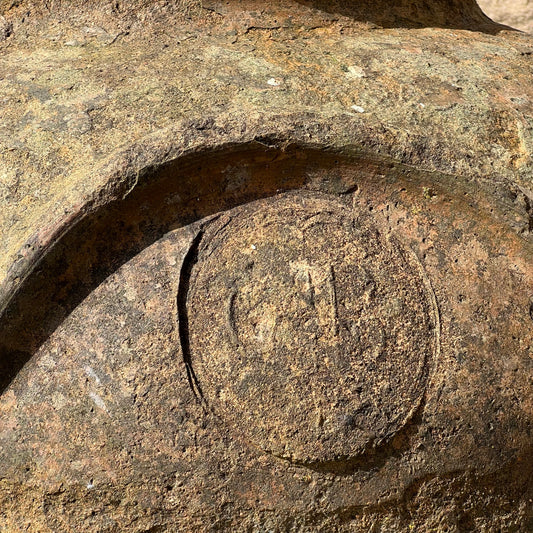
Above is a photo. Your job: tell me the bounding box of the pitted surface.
[1,0,533,530]
[186,193,437,464]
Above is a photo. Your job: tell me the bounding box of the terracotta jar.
[0,1,532,531]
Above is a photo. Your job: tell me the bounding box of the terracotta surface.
[0,1,532,531]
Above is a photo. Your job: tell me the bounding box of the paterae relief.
[183,192,438,466]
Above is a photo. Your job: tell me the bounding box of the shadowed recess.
[0,142,376,393]
[293,0,508,32]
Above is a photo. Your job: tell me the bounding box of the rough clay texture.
[0,1,532,532]
[187,193,436,465]
[478,0,533,33]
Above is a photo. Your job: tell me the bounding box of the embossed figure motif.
[183,193,438,465]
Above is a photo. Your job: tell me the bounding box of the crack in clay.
[177,228,207,406]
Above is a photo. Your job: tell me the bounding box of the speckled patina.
[0,1,533,532]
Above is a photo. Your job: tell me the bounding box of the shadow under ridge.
[296,0,513,33]
[0,142,365,394]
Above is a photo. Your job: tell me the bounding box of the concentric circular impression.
[185,193,437,465]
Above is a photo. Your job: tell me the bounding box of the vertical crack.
[177,228,207,404]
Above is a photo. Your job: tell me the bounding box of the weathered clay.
[0,0,532,531]
[0,14,10,41]
[186,193,437,465]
